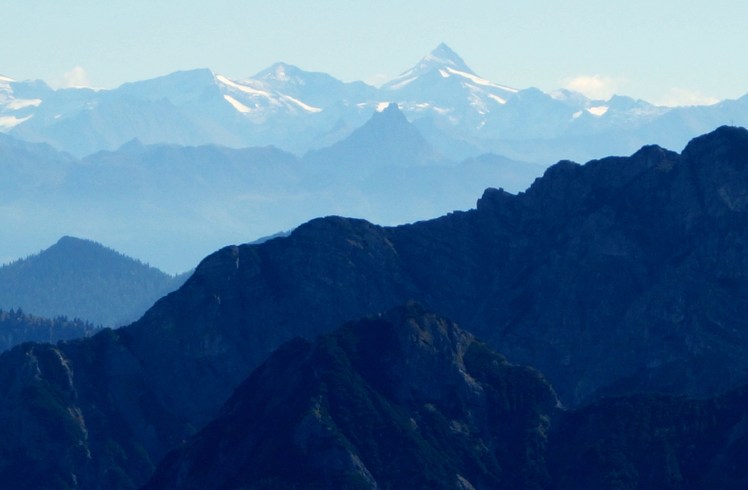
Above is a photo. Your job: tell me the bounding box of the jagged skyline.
[4,1,748,106]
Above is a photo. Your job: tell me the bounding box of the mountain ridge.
[3,43,746,162]
[144,302,559,490]
[145,303,748,489]
[0,127,747,488]
[0,107,542,273]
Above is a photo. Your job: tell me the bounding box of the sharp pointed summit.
[378,44,518,131]
[303,102,443,173]
[423,42,474,74]
[382,43,477,91]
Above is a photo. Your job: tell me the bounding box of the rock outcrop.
[145,304,748,489]
[144,303,558,490]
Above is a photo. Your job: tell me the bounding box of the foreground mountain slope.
[0,127,747,488]
[0,236,187,327]
[547,387,748,490]
[145,305,748,490]
[0,331,194,490]
[144,303,558,490]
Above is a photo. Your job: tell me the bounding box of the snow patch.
[281,94,322,113]
[0,114,32,129]
[7,98,42,110]
[487,93,507,105]
[445,67,518,93]
[273,65,289,82]
[587,106,609,116]
[224,95,252,113]
[216,75,271,97]
[218,74,320,113]
[572,110,583,119]
[387,76,417,90]
[424,52,459,68]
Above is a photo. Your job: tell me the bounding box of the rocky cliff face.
[121,125,748,410]
[548,386,748,489]
[144,303,558,490]
[0,126,748,488]
[145,304,748,490]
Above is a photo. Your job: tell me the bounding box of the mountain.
[0,108,540,272]
[0,131,74,193]
[381,42,520,134]
[4,44,748,163]
[146,304,748,489]
[303,103,543,225]
[0,236,188,327]
[251,61,379,110]
[144,302,558,490]
[0,308,98,352]
[0,127,748,488]
[0,76,52,131]
[305,103,445,173]
[107,125,748,410]
[547,387,748,489]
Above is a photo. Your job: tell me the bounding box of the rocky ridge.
[144,303,558,490]
[0,127,748,488]
[145,303,748,489]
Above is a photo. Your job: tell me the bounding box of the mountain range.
[3,43,748,163]
[0,126,747,488]
[0,104,542,273]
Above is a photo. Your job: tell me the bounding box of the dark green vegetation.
[0,236,188,329]
[0,308,97,352]
[1,126,748,488]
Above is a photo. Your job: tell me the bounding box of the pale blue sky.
[3,0,747,105]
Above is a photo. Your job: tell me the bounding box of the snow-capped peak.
[253,62,305,84]
[424,43,472,73]
[215,73,322,114]
[382,43,478,90]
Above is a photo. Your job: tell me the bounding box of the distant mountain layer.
[0,236,188,327]
[0,127,748,488]
[2,43,747,163]
[0,105,543,273]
